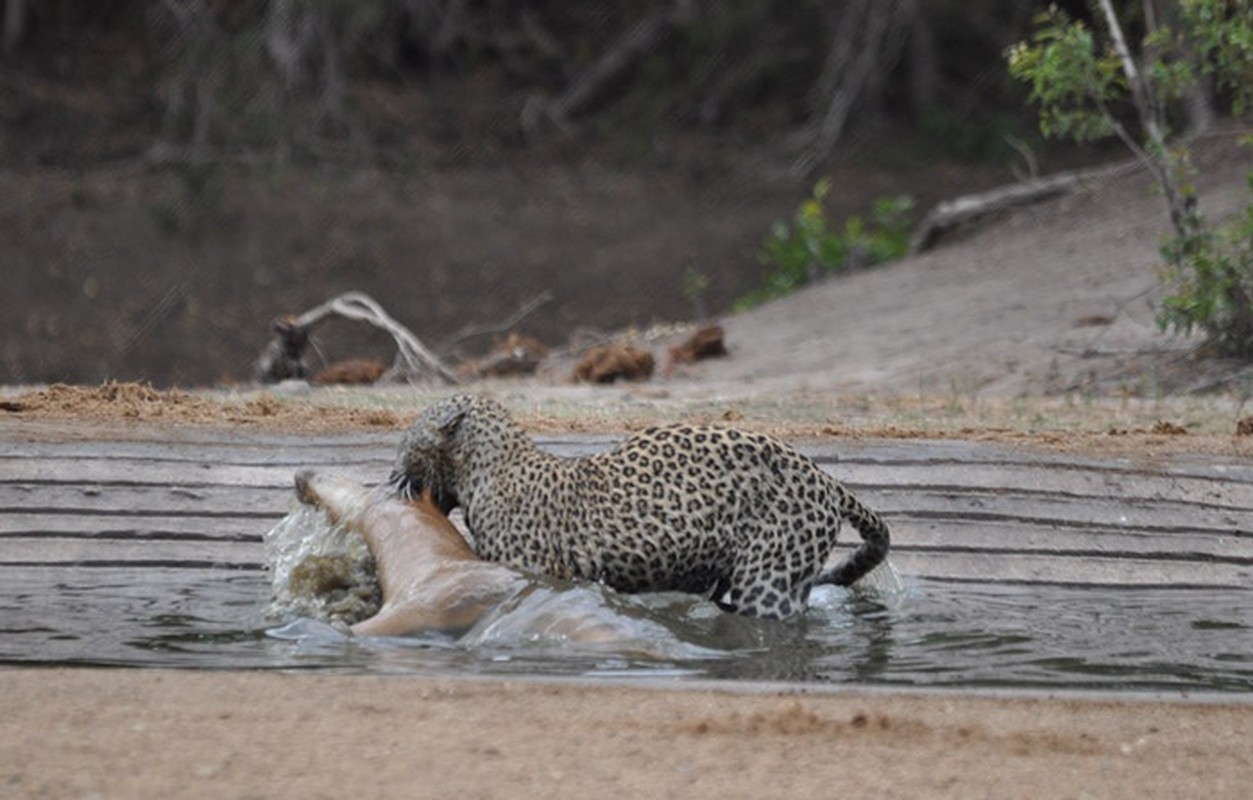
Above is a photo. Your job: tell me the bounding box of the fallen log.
[911,160,1139,252]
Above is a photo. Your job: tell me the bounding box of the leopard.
[388,394,890,620]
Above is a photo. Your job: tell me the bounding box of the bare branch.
[1095,0,1161,143]
[436,291,554,356]
[290,292,458,385]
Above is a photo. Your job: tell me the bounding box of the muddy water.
[2,429,1252,693]
[2,562,1251,693]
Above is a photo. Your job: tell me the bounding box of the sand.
[2,669,1250,799]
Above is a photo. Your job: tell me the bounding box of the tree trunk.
[903,0,937,115]
[1225,282,1253,355]
[799,0,911,174]
[1094,0,1203,249]
[3,0,27,53]
[525,0,696,134]
[265,0,316,89]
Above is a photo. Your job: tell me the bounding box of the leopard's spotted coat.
[390,395,890,619]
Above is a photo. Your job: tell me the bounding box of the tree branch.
[291,292,458,385]
[1094,0,1202,243]
[436,291,554,356]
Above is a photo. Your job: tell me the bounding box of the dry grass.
[4,380,1252,458]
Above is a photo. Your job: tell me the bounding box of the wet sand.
[2,668,1250,799]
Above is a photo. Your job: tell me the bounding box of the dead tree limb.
[289,292,458,385]
[911,159,1140,252]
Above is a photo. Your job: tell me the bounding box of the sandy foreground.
[0,668,1247,800]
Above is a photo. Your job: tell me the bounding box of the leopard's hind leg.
[717,551,813,620]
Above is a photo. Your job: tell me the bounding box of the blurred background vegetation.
[1,0,1125,385]
[2,0,1053,166]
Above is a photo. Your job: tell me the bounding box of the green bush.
[736,182,913,310]
[1159,173,1253,356]
[1007,0,1253,357]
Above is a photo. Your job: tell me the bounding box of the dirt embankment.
[4,149,1007,387]
[9,134,1250,400]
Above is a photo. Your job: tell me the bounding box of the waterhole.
[2,430,1251,693]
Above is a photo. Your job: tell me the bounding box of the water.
[3,560,1251,693]
[4,433,1251,694]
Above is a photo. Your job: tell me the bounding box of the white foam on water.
[262,503,381,627]
[807,556,909,614]
[854,556,905,595]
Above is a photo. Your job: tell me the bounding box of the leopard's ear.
[434,406,466,437]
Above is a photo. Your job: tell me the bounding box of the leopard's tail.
[816,497,890,587]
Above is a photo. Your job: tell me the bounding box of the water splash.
[854,556,905,595]
[262,504,381,627]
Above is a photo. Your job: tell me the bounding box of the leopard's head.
[388,394,517,514]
